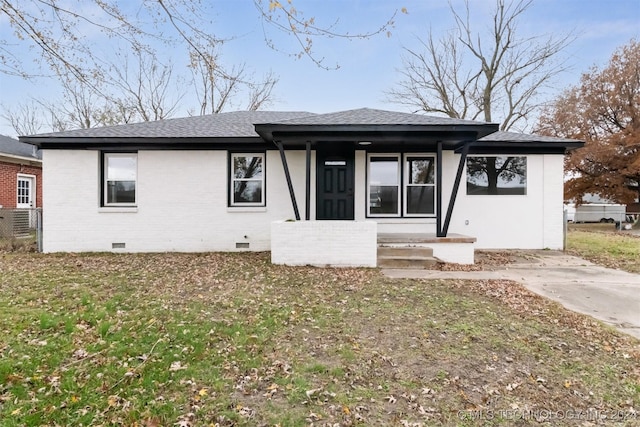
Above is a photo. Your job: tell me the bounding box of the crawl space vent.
[235,242,250,249]
[112,243,126,249]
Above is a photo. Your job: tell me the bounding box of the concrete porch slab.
[378,233,476,265]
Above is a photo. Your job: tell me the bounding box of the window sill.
[98,207,138,213]
[227,206,267,213]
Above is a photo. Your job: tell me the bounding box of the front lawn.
[567,227,640,274]
[0,253,638,426]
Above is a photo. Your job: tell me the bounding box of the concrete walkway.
[382,251,640,340]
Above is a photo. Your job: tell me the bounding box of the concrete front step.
[377,245,439,269]
[377,246,433,258]
[377,255,439,269]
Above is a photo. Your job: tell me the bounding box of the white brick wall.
[431,242,475,264]
[42,148,566,254]
[271,220,377,267]
[542,155,564,249]
[447,154,564,249]
[42,150,308,252]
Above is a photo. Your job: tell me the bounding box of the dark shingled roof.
[19,109,583,153]
[263,108,487,126]
[479,130,579,143]
[0,135,41,159]
[24,111,315,139]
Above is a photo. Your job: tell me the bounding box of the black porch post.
[275,141,301,221]
[305,141,311,220]
[436,141,444,237]
[442,142,470,236]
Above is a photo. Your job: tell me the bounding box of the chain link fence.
[0,208,42,252]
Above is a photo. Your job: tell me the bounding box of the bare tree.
[388,0,572,131]
[254,0,401,70]
[189,47,239,115]
[0,101,47,136]
[3,80,102,133]
[109,51,182,121]
[1,0,398,84]
[188,46,279,114]
[246,71,279,111]
[54,79,104,130]
[2,78,140,135]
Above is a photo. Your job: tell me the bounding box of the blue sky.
[0,0,638,137]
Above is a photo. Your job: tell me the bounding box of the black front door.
[316,144,355,220]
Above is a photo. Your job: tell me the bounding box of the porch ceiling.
[255,128,484,149]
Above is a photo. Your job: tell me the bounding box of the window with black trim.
[230,153,265,206]
[103,152,137,206]
[368,155,400,216]
[466,156,527,195]
[367,153,436,217]
[405,156,435,215]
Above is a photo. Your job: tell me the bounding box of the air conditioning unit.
[11,209,31,237]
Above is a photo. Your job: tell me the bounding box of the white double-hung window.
[103,152,137,206]
[368,155,401,216]
[230,153,265,206]
[405,156,435,215]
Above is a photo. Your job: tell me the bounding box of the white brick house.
[20,109,583,266]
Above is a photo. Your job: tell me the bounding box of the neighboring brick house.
[0,135,42,210]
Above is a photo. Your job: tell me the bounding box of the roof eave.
[20,136,265,149]
[463,141,585,155]
[0,152,42,165]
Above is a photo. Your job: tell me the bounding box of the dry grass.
[566,225,640,274]
[0,252,638,426]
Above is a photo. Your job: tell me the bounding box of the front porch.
[270,220,476,267]
[377,233,476,267]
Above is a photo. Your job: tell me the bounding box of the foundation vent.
[112,243,126,249]
[235,242,250,249]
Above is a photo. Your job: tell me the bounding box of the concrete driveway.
[382,251,640,339]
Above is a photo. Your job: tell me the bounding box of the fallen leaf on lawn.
[73,349,89,359]
[307,412,322,421]
[169,361,187,372]
[306,387,322,398]
[564,380,572,388]
[506,382,520,391]
[198,388,207,396]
